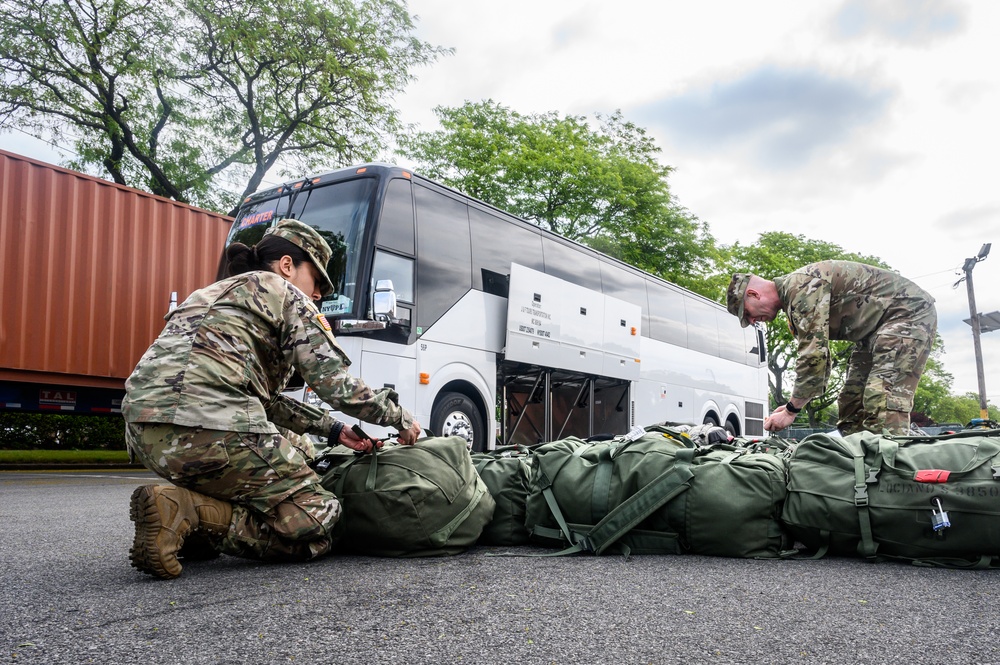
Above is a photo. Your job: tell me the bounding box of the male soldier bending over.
[726,260,937,435]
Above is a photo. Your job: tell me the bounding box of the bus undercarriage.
[499,360,631,446]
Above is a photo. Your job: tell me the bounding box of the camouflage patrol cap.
[726,273,753,328]
[264,219,334,297]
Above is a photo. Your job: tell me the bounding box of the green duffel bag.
[524,425,791,557]
[472,446,536,546]
[315,436,496,557]
[782,429,1000,567]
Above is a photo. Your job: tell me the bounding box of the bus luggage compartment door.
[504,264,640,380]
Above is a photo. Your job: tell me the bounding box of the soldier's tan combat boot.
[177,531,222,561]
[129,484,233,579]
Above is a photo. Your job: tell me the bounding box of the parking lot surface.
[3,470,998,665]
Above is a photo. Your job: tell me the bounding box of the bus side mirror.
[373,279,397,321]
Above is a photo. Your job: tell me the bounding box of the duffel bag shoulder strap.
[532,461,693,557]
[889,428,1000,443]
[907,554,1000,569]
[428,477,489,547]
[473,444,533,472]
[518,444,693,557]
[877,437,1000,482]
[581,433,692,550]
[849,434,879,559]
[552,448,695,556]
[585,451,695,555]
[327,448,379,498]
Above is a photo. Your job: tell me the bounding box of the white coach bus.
[224,164,769,451]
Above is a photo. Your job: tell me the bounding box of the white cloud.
[935,205,1000,234]
[632,65,895,169]
[832,0,968,45]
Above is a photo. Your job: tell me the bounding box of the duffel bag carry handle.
[331,427,438,495]
[359,427,440,491]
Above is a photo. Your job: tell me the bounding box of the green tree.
[724,232,891,427]
[910,339,953,425]
[928,393,1000,426]
[0,0,447,213]
[399,100,719,294]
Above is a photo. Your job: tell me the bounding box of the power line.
[3,125,82,160]
[912,266,962,280]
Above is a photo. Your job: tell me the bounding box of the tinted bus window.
[289,177,378,317]
[377,178,415,256]
[372,250,414,303]
[469,206,544,290]
[414,184,472,330]
[647,282,688,347]
[684,298,721,357]
[227,196,291,247]
[542,238,602,292]
[717,310,751,364]
[599,262,651,336]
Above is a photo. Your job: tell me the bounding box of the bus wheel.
[431,392,485,452]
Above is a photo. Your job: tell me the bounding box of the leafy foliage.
[0,413,126,450]
[910,341,953,424]
[923,393,1000,426]
[399,100,720,295]
[0,0,448,213]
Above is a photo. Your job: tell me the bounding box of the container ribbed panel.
[0,149,232,385]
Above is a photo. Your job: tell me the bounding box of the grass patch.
[0,449,134,465]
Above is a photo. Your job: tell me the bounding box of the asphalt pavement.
[2,470,999,665]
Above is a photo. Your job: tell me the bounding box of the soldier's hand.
[340,426,381,453]
[763,407,795,432]
[397,420,422,446]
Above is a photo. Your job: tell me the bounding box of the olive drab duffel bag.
[471,446,536,546]
[314,436,495,557]
[524,425,792,557]
[782,429,1000,567]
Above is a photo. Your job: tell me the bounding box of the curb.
[0,464,147,471]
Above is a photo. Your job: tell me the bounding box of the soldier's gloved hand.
[397,420,422,446]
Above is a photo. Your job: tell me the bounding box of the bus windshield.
[227,176,378,318]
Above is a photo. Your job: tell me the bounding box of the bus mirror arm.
[335,318,389,333]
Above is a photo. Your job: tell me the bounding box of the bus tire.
[431,392,485,453]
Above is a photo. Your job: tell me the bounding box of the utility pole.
[962,243,991,419]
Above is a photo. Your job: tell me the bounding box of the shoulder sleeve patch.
[316,313,332,332]
[786,315,798,337]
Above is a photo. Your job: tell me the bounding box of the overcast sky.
[393,0,1000,403]
[3,0,998,404]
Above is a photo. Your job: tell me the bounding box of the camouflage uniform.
[123,267,414,561]
[773,260,937,435]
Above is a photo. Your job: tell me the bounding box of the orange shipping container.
[0,149,232,413]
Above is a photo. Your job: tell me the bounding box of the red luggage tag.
[914,469,950,483]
